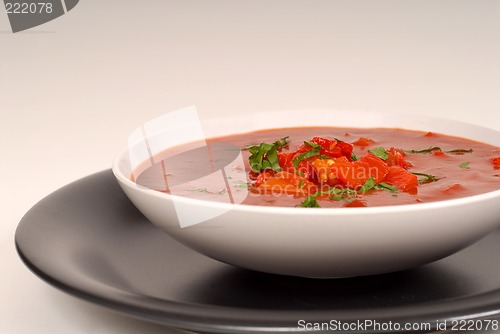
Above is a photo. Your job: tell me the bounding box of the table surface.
[2,1,500,333]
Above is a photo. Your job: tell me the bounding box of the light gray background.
[1,1,499,333]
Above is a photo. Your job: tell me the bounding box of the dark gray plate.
[15,170,500,333]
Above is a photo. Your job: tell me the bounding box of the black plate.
[15,170,500,333]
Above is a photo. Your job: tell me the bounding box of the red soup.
[134,127,500,208]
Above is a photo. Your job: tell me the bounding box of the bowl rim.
[112,109,500,216]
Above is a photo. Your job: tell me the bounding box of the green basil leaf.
[374,182,398,192]
[368,147,389,160]
[292,149,320,167]
[448,149,473,154]
[304,141,323,150]
[248,139,288,173]
[459,162,470,169]
[299,193,321,208]
[359,177,377,193]
[274,136,290,149]
[412,172,442,184]
[403,147,441,154]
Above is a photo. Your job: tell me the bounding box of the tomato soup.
[134,127,500,208]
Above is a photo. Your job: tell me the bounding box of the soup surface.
[135,127,500,208]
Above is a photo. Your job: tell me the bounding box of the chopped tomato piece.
[295,159,315,180]
[310,159,339,186]
[328,157,370,188]
[352,137,374,147]
[310,137,337,151]
[278,152,295,170]
[359,154,389,183]
[442,183,465,194]
[386,147,412,168]
[324,141,354,160]
[258,171,317,195]
[384,166,418,193]
[254,170,274,187]
[311,155,390,189]
[492,157,500,170]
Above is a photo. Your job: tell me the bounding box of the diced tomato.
[295,159,316,180]
[310,159,337,186]
[324,141,354,160]
[359,154,389,183]
[442,183,465,194]
[278,152,295,170]
[384,166,418,193]
[352,137,374,147]
[258,171,317,195]
[434,151,446,157]
[254,170,274,187]
[248,170,260,181]
[492,157,500,170]
[310,136,337,150]
[386,147,412,168]
[321,157,368,188]
[311,155,389,189]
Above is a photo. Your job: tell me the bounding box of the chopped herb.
[459,162,470,169]
[304,141,323,150]
[374,182,398,193]
[265,145,281,172]
[343,195,357,203]
[448,148,473,154]
[330,194,343,201]
[297,177,399,207]
[235,181,251,189]
[319,154,331,159]
[412,172,441,184]
[368,147,389,160]
[242,143,258,150]
[188,187,227,195]
[298,181,305,189]
[403,147,441,154]
[292,149,320,167]
[299,193,321,208]
[404,147,473,154]
[243,136,289,151]
[351,153,360,161]
[188,187,209,193]
[291,141,325,167]
[297,171,306,178]
[322,187,357,202]
[274,136,290,149]
[248,137,289,173]
[359,177,377,193]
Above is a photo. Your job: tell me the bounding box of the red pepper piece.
[384,166,418,193]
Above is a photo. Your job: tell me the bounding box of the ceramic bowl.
[112,108,500,278]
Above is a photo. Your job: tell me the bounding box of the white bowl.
[112,109,500,278]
